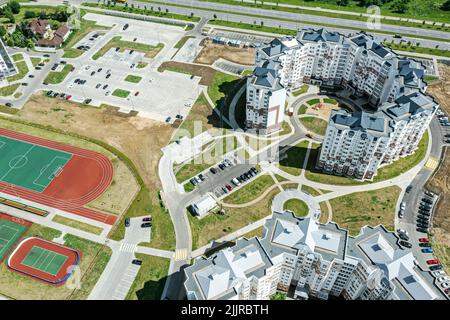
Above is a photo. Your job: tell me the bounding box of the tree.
[260,20,264,27]
[390,0,409,14]
[190,12,194,18]
[337,0,350,6]
[442,0,450,11]
[165,8,169,13]
[270,292,286,300]
[213,13,217,19]
[7,1,21,15]
[24,10,36,19]
[158,6,161,12]
[0,25,6,37]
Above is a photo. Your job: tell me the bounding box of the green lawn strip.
[424,75,439,82]
[62,48,84,59]
[207,71,240,109]
[384,42,450,58]
[222,174,275,205]
[431,241,450,276]
[323,98,338,105]
[30,57,41,67]
[7,61,28,82]
[273,174,287,183]
[125,254,170,300]
[305,132,428,186]
[0,105,19,115]
[0,83,20,96]
[292,84,308,97]
[318,201,329,224]
[137,62,148,68]
[283,198,309,217]
[278,140,309,176]
[82,3,200,22]
[112,88,130,98]
[52,215,103,235]
[43,64,73,84]
[307,98,320,105]
[11,53,23,62]
[175,159,210,184]
[199,0,450,29]
[301,185,321,197]
[329,186,400,236]
[92,36,164,60]
[184,182,195,193]
[174,36,195,49]
[124,74,142,83]
[300,116,328,136]
[241,226,263,239]
[279,121,292,135]
[188,187,280,250]
[298,104,308,115]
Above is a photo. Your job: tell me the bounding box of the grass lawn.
[137,62,148,68]
[305,131,429,186]
[323,98,338,105]
[241,226,264,239]
[125,254,170,300]
[279,121,292,135]
[174,36,195,49]
[172,93,221,140]
[125,74,143,83]
[222,174,275,205]
[431,241,450,276]
[30,57,41,67]
[292,84,309,97]
[301,185,321,197]
[92,36,164,60]
[11,53,23,62]
[188,187,280,250]
[52,215,103,235]
[300,117,328,136]
[319,202,329,224]
[184,182,195,193]
[329,186,400,236]
[62,48,85,59]
[43,64,73,84]
[307,98,321,105]
[0,83,20,96]
[384,42,450,58]
[298,104,308,115]
[0,105,19,114]
[283,198,309,217]
[0,224,111,300]
[278,140,309,176]
[207,71,240,110]
[112,88,130,98]
[7,61,28,82]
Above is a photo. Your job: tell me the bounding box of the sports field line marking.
[0,141,5,149]
[32,156,71,188]
[0,225,20,251]
[0,145,36,182]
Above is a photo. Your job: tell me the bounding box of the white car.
[397,228,408,235]
[432,270,446,277]
[440,282,450,289]
[400,202,406,210]
[437,276,449,283]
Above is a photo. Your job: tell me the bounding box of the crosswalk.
[174,249,188,261]
[119,242,137,253]
[424,157,439,171]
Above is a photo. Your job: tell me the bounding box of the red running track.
[0,128,117,225]
[7,237,81,286]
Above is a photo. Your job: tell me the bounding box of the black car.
[399,241,412,248]
[5,102,12,107]
[28,74,34,78]
[90,71,95,76]
[115,47,120,52]
[125,218,130,227]
[429,265,443,271]
[43,54,50,57]
[418,209,430,215]
[251,167,258,174]
[84,98,92,104]
[198,174,205,181]
[244,172,251,179]
[35,66,41,70]
[141,222,152,228]
[132,259,142,266]
[96,83,101,89]
[106,73,111,79]
[21,83,28,86]
[218,164,225,170]
[416,227,428,233]
[417,223,429,228]
[98,68,102,72]
[406,185,413,193]
[129,50,134,54]
[103,84,108,90]
[142,217,152,222]
[60,60,67,64]
[123,23,129,30]
[419,243,432,247]
[210,167,217,174]
[422,197,433,204]
[417,214,429,220]
[46,90,53,96]
[398,233,409,241]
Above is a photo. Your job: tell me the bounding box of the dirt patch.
[158,61,217,86]
[194,40,255,66]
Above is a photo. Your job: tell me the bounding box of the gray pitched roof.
[331,110,388,133]
[300,28,341,43]
[384,92,436,119]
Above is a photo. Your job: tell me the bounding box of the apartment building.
[246,28,428,132]
[0,38,16,80]
[184,211,445,300]
[318,91,437,180]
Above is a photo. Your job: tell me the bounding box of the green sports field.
[22,246,68,275]
[0,220,27,260]
[0,136,72,193]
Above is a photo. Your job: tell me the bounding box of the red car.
[225,184,232,191]
[65,95,72,100]
[426,259,440,265]
[134,91,139,96]
[419,238,429,243]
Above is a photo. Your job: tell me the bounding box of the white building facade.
[184,211,446,300]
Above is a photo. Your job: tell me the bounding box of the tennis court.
[0,135,72,193]
[21,246,68,276]
[0,219,27,260]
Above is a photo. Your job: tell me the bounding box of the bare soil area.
[194,40,255,66]
[158,61,216,86]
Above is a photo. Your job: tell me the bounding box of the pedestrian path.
[174,248,188,261]
[120,242,137,253]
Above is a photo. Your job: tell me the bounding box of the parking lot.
[45,13,203,122]
[208,29,273,46]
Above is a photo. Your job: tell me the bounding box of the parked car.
[125,218,130,227]
[422,197,433,204]
[84,98,92,104]
[103,84,108,90]
[417,214,429,220]
[399,241,412,248]
[142,217,152,222]
[419,238,430,243]
[406,185,413,193]
[221,186,228,194]
[96,83,101,89]
[131,259,142,266]
[106,73,111,79]
[115,47,120,52]
[417,223,429,229]
[419,243,432,247]
[397,228,408,235]
[5,102,12,107]
[97,68,102,72]
[421,248,433,253]
[123,23,129,30]
[165,116,171,123]
[141,222,152,228]
[398,233,409,241]
[28,74,34,78]
[190,178,198,186]
[198,174,205,181]
[210,167,217,174]
[134,91,139,96]
[225,184,232,191]
[429,265,443,271]
[130,50,134,54]
[416,227,428,233]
